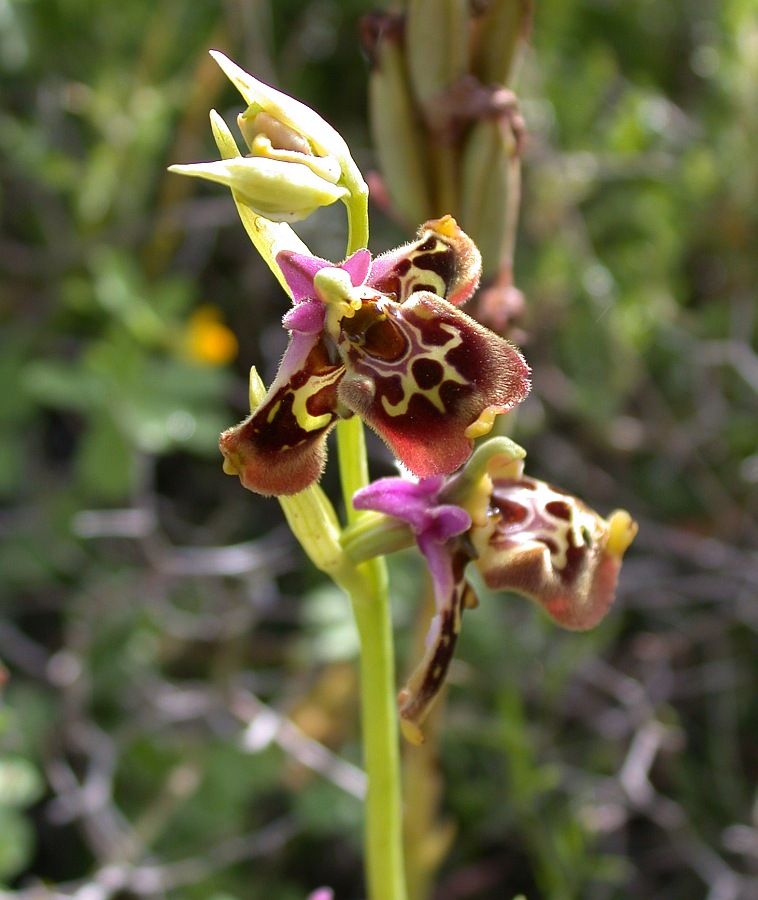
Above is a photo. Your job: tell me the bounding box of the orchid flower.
[220,216,530,496]
[353,439,638,743]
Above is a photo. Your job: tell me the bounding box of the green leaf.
[76,418,135,500]
[0,757,45,809]
[0,808,34,882]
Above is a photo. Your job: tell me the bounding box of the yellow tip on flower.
[464,405,498,439]
[398,705,425,746]
[606,509,638,559]
[222,453,241,476]
[427,214,459,239]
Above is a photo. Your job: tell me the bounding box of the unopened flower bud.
[238,111,343,184]
[170,52,367,229]
[168,156,348,223]
[210,51,367,203]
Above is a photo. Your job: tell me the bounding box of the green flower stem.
[335,416,407,900]
[336,416,371,526]
[275,476,405,900]
[343,177,370,261]
[337,193,406,900]
[350,558,407,900]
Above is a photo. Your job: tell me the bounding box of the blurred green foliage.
[1,0,757,898]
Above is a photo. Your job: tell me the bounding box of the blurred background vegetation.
[1,0,757,898]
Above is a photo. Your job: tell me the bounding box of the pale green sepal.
[168,157,348,223]
[209,51,367,197]
[210,50,369,255]
[209,110,310,298]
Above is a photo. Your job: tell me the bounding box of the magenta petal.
[278,249,371,303]
[398,537,476,745]
[354,473,474,744]
[283,297,325,334]
[416,534,456,612]
[354,476,470,539]
[277,251,333,302]
[341,248,371,286]
[423,504,472,543]
[353,476,445,529]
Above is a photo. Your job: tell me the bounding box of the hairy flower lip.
[472,467,638,631]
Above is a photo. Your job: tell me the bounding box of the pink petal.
[283,297,325,334]
[398,539,477,745]
[353,476,446,530]
[354,474,474,744]
[341,247,371,285]
[278,249,371,303]
[277,251,333,302]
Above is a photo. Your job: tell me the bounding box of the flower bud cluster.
[169,51,366,224]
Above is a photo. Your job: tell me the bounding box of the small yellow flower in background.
[183,306,238,366]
